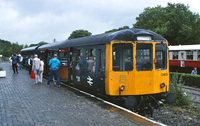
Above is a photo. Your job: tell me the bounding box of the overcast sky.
[0,0,199,45]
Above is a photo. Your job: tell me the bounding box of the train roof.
[169,44,200,51]
[38,42,61,50]
[38,29,167,50]
[20,46,39,52]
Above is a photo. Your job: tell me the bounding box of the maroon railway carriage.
[169,44,200,74]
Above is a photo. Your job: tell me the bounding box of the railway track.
[183,86,200,105]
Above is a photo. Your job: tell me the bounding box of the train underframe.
[112,92,176,117]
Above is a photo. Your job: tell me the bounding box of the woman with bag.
[30,70,35,79]
[38,59,44,83]
[32,54,41,84]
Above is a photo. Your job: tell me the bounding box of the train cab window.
[155,43,167,70]
[136,43,153,71]
[112,43,133,71]
[86,49,96,73]
[186,51,193,60]
[173,52,178,60]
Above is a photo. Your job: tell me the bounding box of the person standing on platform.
[28,55,33,75]
[11,53,19,74]
[191,67,197,75]
[32,54,41,84]
[38,58,44,83]
[47,54,61,87]
[9,55,13,69]
[18,54,23,69]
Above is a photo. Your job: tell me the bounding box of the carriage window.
[59,50,68,66]
[155,44,167,70]
[100,52,105,71]
[59,51,67,60]
[75,50,81,70]
[112,43,133,71]
[198,51,200,61]
[136,43,153,71]
[86,49,96,73]
[169,52,172,60]
[186,51,193,60]
[173,52,178,60]
[181,53,184,60]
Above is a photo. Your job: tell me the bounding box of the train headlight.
[119,85,125,91]
[160,82,165,88]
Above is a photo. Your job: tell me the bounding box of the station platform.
[0,62,164,126]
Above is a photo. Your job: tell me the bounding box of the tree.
[105,26,130,33]
[68,29,92,39]
[29,41,48,47]
[133,3,200,45]
[2,42,12,57]
[24,44,29,48]
[12,42,23,54]
[0,39,27,57]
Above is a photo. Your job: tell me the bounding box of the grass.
[164,104,200,116]
[169,73,192,106]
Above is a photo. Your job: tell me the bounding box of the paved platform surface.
[0,62,160,126]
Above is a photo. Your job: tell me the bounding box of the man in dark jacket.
[11,53,19,73]
[28,55,33,74]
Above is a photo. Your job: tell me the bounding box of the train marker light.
[160,82,165,88]
[119,85,125,96]
[119,85,125,91]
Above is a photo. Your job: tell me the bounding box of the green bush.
[169,73,192,106]
[0,67,3,71]
[170,72,200,88]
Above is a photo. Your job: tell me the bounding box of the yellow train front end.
[105,40,175,115]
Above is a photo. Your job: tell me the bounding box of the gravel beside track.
[153,106,200,125]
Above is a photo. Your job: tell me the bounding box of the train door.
[135,42,154,94]
[83,47,98,89]
[68,47,75,83]
[40,50,48,75]
[105,42,134,95]
[45,50,59,75]
[69,47,85,85]
[46,50,54,75]
[58,48,68,81]
[95,46,106,93]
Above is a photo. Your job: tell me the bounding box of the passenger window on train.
[75,50,81,71]
[198,51,200,61]
[155,44,167,70]
[112,43,133,71]
[172,52,178,60]
[186,51,193,60]
[100,52,105,71]
[59,52,67,60]
[86,49,96,73]
[136,43,153,71]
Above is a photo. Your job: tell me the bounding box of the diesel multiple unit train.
[20,29,175,116]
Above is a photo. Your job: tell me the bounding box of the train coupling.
[160,93,176,105]
[158,101,163,107]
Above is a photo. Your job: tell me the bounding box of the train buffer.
[0,62,166,126]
